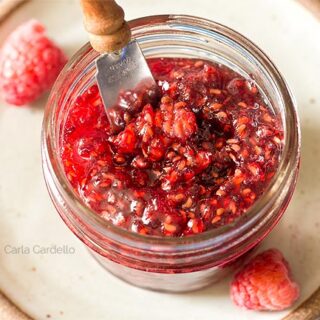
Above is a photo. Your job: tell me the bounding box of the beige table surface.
[0,0,320,319]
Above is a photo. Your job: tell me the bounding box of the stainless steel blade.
[95,40,157,112]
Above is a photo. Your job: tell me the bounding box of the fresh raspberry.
[231,249,299,311]
[0,19,67,106]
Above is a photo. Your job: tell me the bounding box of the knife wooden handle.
[80,0,131,53]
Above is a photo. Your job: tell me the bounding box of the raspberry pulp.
[61,58,283,237]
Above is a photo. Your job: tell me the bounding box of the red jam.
[61,58,283,237]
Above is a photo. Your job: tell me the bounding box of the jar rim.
[42,14,300,250]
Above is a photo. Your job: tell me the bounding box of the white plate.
[0,0,319,319]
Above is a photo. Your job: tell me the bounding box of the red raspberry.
[159,98,198,141]
[231,249,299,311]
[0,20,67,106]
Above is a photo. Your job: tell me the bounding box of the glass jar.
[41,15,300,292]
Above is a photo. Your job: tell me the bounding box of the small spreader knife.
[80,0,157,123]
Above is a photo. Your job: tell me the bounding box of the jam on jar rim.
[43,15,300,247]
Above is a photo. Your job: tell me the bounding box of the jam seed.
[187,211,195,219]
[226,138,239,144]
[174,101,187,109]
[164,223,177,233]
[172,156,182,162]
[229,201,237,214]
[67,172,76,181]
[231,144,241,152]
[194,60,204,68]
[233,176,244,185]
[216,208,225,216]
[236,124,247,136]
[238,102,247,108]
[242,188,252,196]
[273,136,281,144]
[216,111,227,120]
[209,88,222,95]
[211,216,221,224]
[216,189,226,197]
[182,197,193,209]
[254,145,262,155]
[238,116,250,125]
[229,153,237,162]
[210,103,223,110]
[177,160,186,170]
[113,155,126,164]
[248,163,260,176]
[263,113,273,123]
[174,194,185,202]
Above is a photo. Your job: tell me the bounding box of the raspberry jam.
[61,58,283,237]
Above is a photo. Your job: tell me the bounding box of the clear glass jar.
[41,15,300,292]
